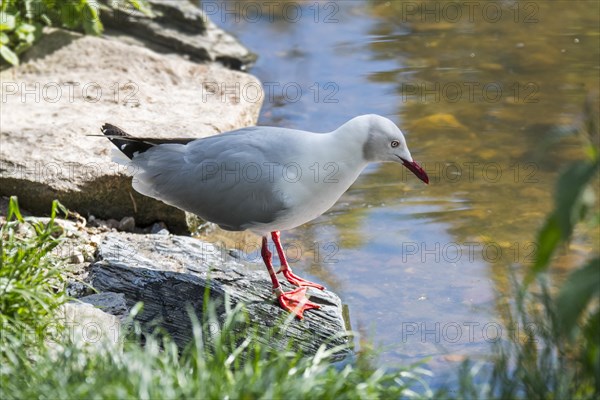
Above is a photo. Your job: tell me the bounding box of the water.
[205,0,600,381]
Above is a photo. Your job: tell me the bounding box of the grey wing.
[129,134,289,231]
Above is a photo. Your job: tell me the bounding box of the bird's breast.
[265,159,365,229]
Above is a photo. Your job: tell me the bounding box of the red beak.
[401,159,429,184]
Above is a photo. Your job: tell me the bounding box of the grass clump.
[0,196,69,366]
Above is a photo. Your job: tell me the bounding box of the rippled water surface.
[207,0,600,379]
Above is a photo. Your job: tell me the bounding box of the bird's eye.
[391,140,400,148]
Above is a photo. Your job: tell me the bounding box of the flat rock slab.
[1,27,262,232]
[89,232,349,358]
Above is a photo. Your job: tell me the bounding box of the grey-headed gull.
[101,114,428,319]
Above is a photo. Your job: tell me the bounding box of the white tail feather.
[111,148,133,166]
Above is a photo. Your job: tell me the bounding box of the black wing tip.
[101,123,129,137]
[100,124,195,160]
[101,123,149,160]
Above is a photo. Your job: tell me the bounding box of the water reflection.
[365,0,599,302]
[206,0,599,377]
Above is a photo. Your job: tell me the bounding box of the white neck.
[327,116,372,168]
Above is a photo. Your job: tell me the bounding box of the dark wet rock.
[89,232,350,358]
[103,0,256,69]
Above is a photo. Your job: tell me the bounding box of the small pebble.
[151,222,169,235]
[106,219,120,230]
[118,216,135,232]
[228,249,242,259]
[69,253,85,264]
[66,281,91,297]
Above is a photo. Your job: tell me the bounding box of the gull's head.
[353,114,429,184]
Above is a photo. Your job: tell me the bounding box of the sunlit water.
[204,0,599,384]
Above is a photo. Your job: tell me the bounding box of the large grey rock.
[89,232,349,358]
[104,0,256,69]
[0,28,263,232]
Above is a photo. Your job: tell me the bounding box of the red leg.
[271,231,326,290]
[261,236,320,319]
[261,236,283,295]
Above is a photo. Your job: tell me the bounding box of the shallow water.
[206,0,599,380]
